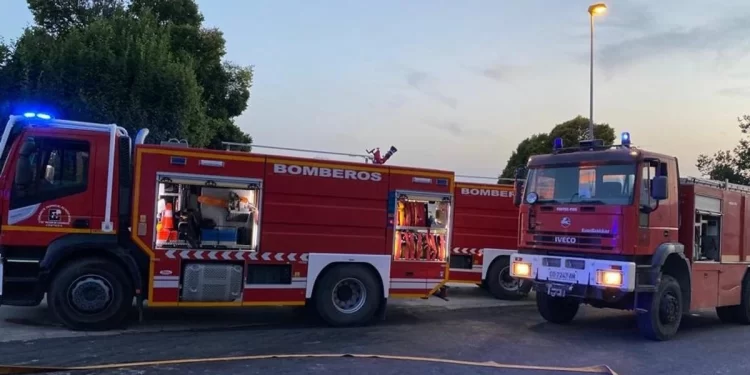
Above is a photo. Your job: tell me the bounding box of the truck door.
[638,159,677,249]
[3,132,94,244]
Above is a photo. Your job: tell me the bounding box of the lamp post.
[587,2,607,140]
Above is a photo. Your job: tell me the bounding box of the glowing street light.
[587,2,607,140]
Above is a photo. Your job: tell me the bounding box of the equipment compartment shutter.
[695,195,721,214]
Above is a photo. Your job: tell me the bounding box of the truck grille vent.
[527,231,615,250]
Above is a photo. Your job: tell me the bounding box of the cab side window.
[11,136,90,209]
[639,163,657,227]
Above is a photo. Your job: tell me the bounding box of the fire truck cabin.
[449,179,531,299]
[509,133,750,341]
[0,114,454,330]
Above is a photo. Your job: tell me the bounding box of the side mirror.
[651,175,668,201]
[14,138,36,189]
[513,167,526,207]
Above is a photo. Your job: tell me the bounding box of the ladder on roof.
[221,142,375,163]
[680,176,750,193]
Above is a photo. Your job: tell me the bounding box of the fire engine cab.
[509,133,750,341]
[0,114,454,330]
[449,177,531,300]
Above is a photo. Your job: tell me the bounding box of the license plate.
[547,284,567,297]
[548,270,576,283]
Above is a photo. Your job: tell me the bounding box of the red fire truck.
[0,113,454,331]
[449,178,531,299]
[509,133,750,341]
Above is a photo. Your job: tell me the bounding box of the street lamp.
[587,2,607,140]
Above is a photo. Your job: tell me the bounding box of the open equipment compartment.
[392,190,452,262]
[153,172,262,251]
[693,196,722,262]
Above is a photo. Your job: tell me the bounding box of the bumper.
[509,252,636,293]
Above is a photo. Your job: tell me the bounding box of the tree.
[696,115,750,184]
[499,116,616,180]
[0,0,253,149]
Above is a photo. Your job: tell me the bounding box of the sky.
[2,0,750,179]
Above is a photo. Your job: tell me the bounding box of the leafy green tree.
[696,115,750,184]
[499,116,616,180]
[0,0,252,149]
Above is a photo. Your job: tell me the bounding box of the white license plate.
[548,270,576,283]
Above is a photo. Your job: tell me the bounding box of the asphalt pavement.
[1,286,749,375]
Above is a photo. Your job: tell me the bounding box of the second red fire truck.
[0,113,455,330]
[449,179,530,299]
[510,133,750,341]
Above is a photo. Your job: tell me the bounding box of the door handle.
[72,219,90,229]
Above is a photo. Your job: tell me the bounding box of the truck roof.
[140,142,455,176]
[527,146,676,167]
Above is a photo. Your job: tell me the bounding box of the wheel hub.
[658,291,679,324]
[68,275,113,314]
[332,278,367,314]
[499,266,519,291]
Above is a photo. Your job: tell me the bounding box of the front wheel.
[536,290,579,324]
[314,264,382,327]
[486,256,532,300]
[637,274,683,341]
[48,257,134,331]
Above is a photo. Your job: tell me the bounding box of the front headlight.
[596,270,623,287]
[511,261,532,278]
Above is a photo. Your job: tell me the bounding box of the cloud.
[405,70,458,109]
[465,63,527,84]
[718,87,750,98]
[597,16,750,74]
[424,119,491,138]
[598,3,658,31]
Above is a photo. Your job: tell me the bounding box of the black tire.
[636,274,682,341]
[536,290,579,324]
[486,256,531,300]
[735,274,750,324]
[314,264,382,327]
[48,257,134,331]
[716,306,740,323]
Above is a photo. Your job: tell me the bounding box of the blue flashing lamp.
[553,137,564,150]
[621,132,631,147]
[20,112,53,120]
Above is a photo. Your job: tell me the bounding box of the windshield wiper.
[576,199,606,205]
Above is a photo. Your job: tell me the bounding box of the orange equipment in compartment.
[156,202,178,241]
[399,200,426,227]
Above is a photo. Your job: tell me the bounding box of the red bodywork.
[449,182,518,283]
[133,146,453,305]
[516,148,750,312]
[0,119,454,309]
[678,182,749,310]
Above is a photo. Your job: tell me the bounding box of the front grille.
[527,230,615,250]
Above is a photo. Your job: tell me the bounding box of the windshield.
[525,163,636,205]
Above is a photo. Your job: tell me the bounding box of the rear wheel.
[536,291,579,324]
[486,256,531,300]
[637,274,682,341]
[734,274,750,324]
[314,264,381,327]
[48,257,134,331]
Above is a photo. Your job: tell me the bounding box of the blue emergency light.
[553,137,564,150]
[22,112,53,120]
[621,132,631,147]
